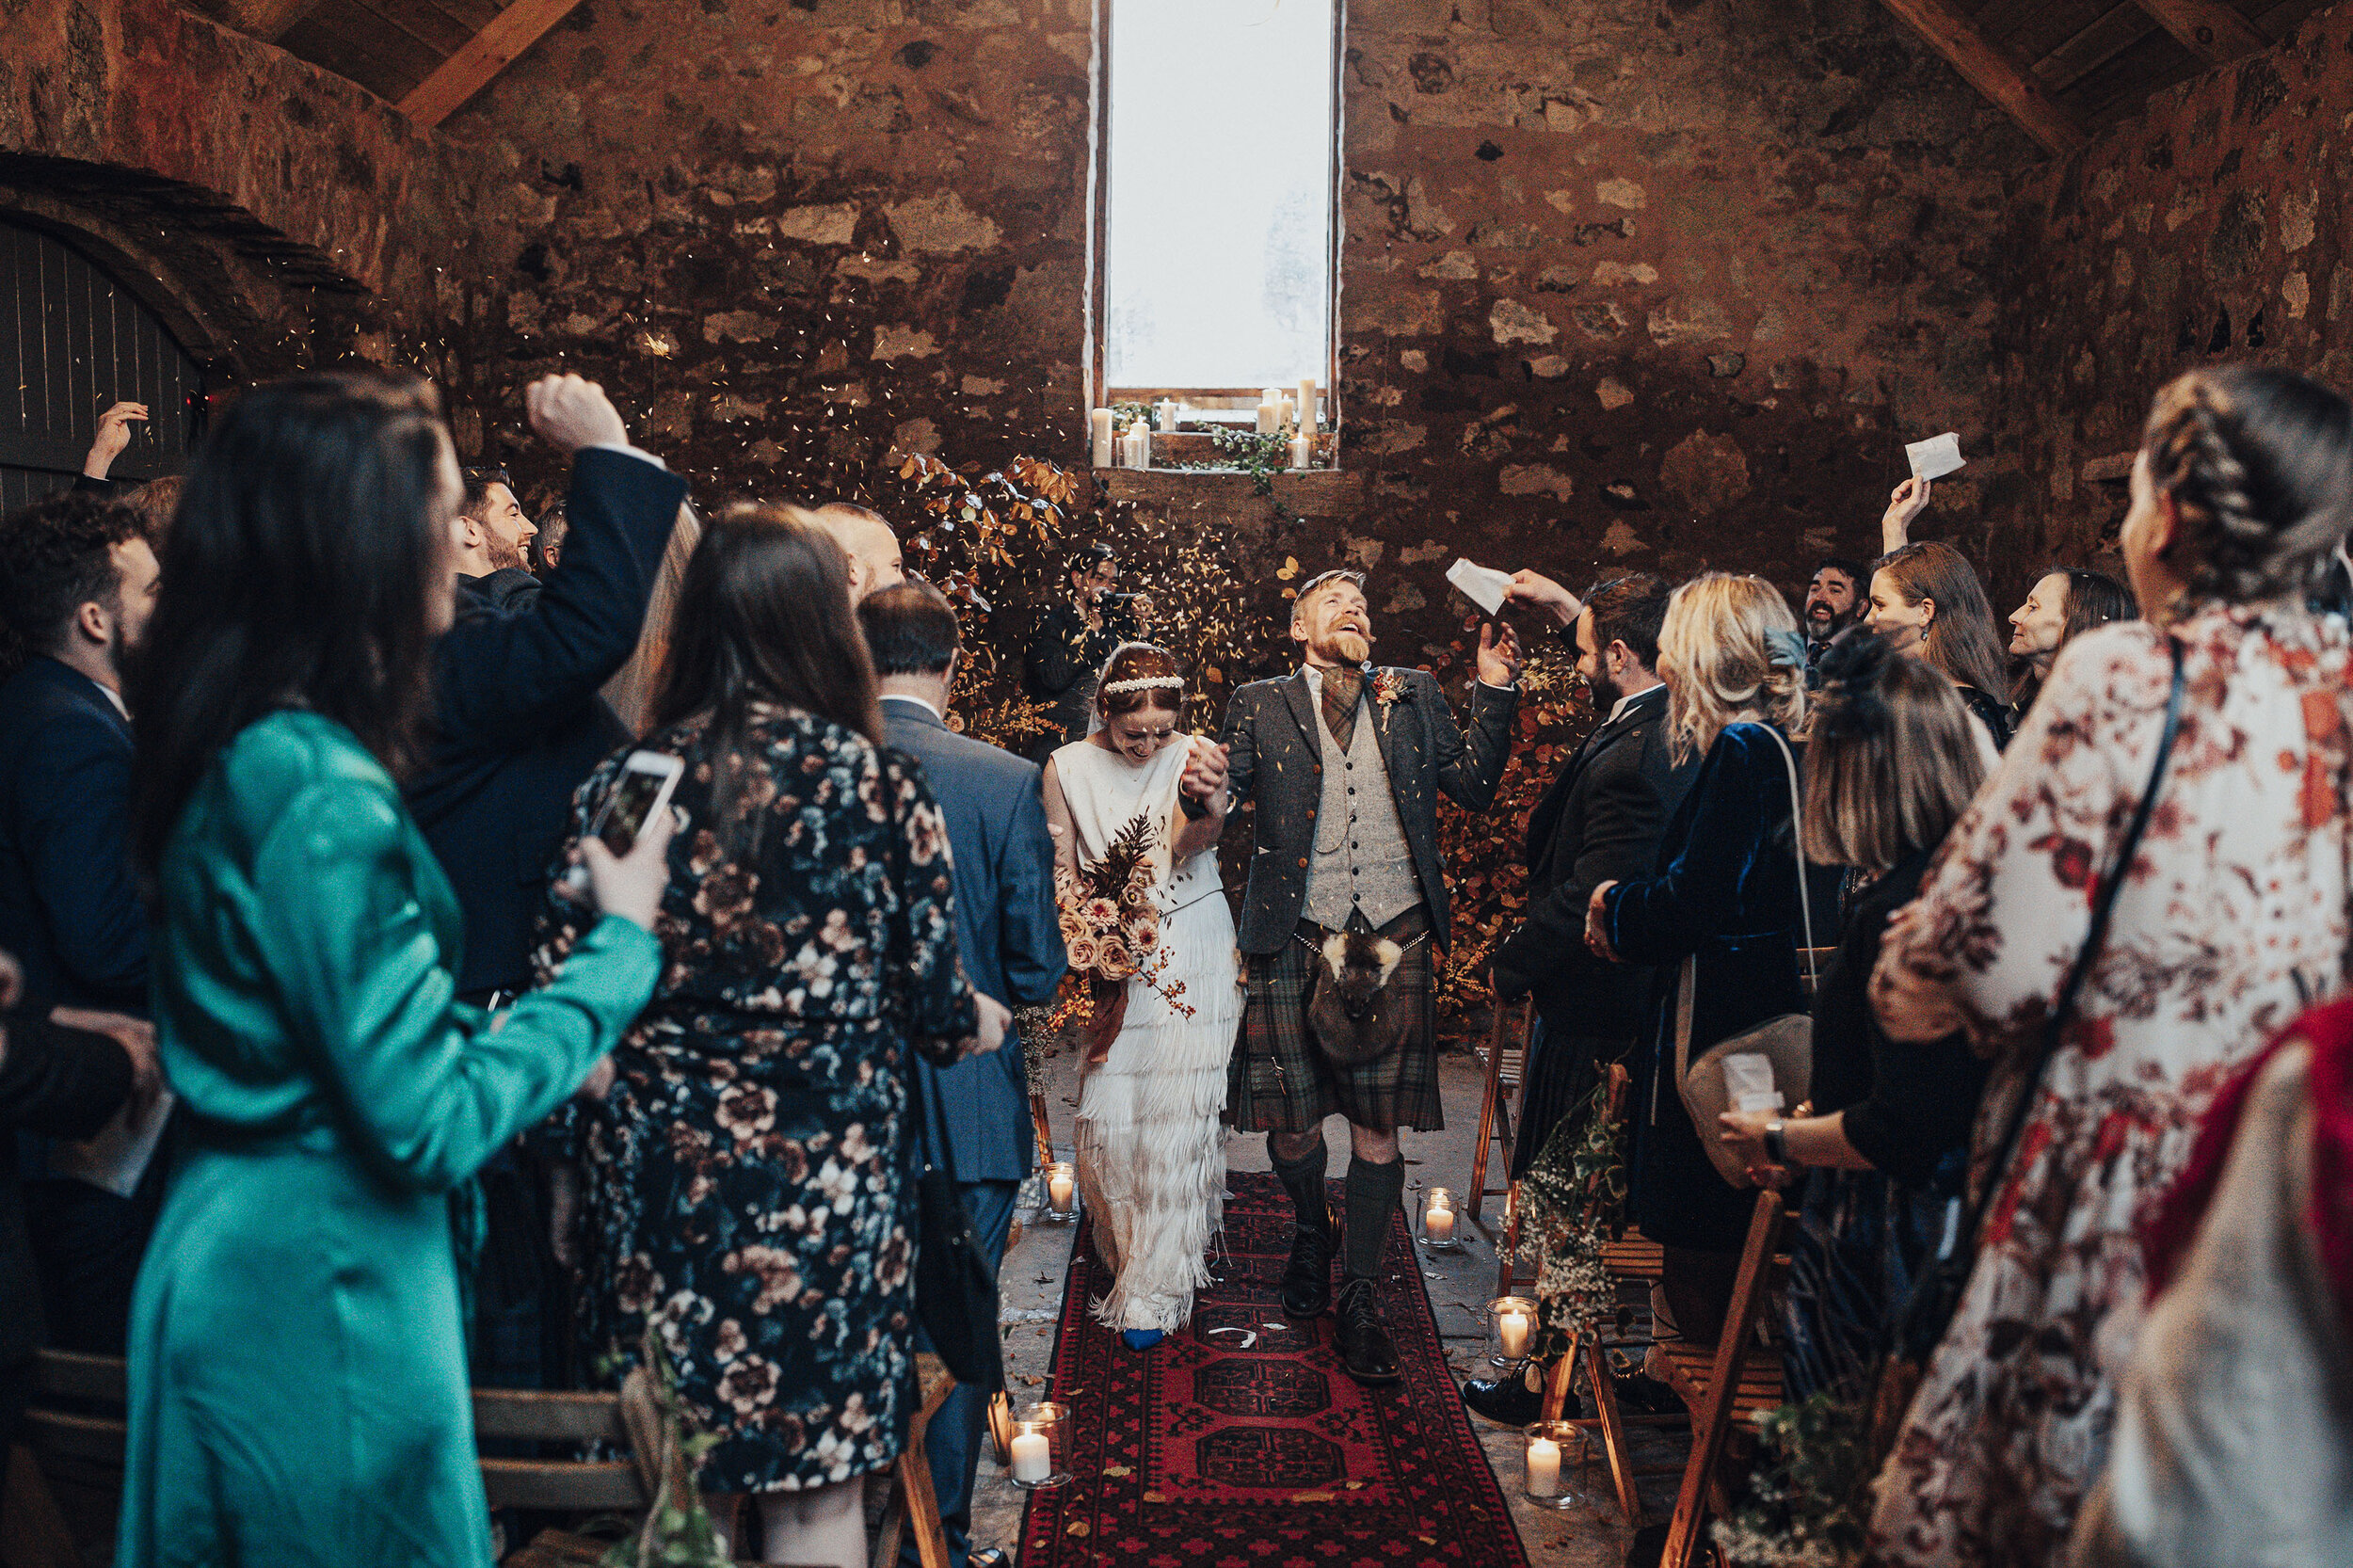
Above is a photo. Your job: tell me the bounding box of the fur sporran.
[1305,928,1413,1066]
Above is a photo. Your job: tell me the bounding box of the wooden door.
[0,218,202,512]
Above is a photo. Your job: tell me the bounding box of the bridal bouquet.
[1051,809,1193,1062]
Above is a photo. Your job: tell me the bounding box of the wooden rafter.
[1876,0,2090,155]
[396,0,590,129]
[2134,0,2267,61]
[216,0,328,40]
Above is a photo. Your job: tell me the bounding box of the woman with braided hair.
[1865,364,2353,1567]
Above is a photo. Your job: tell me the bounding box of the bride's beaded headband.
[1100,674,1185,695]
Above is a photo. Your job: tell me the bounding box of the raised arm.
[1428,641,1520,810]
[1881,476,1931,553]
[252,778,661,1193]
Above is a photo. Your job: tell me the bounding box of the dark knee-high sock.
[1271,1139,1332,1235]
[1342,1157,1405,1280]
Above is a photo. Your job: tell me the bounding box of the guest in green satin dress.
[115,370,680,1568]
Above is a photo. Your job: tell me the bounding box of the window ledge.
[1096,466,1365,518]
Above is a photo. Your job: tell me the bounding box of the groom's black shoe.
[1335,1276,1401,1384]
[1461,1371,1545,1426]
[1280,1221,1337,1318]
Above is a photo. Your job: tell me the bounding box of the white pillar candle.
[1256,401,1279,435]
[1298,376,1318,428]
[1156,398,1179,433]
[1123,425,1150,469]
[1525,1436,1561,1497]
[1289,433,1313,470]
[1276,395,1295,429]
[1048,1169,1075,1210]
[1011,1431,1052,1483]
[1499,1309,1531,1361]
[1090,408,1114,468]
[1262,385,1283,409]
[1424,1202,1454,1243]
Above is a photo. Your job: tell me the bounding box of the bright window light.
[1103,0,1337,393]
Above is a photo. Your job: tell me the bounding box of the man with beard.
[451,467,545,610]
[1802,557,1865,675]
[1463,570,1697,1423]
[0,488,164,1355]
[1183,570,1520,1383]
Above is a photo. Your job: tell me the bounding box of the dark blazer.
[1493,683,1697,1042]
[1,1006,132,1376]
[1220,665,1516,953]
[882,696,1067,1182]
[0,657,148,1014]
[1021,597,1140,749]
[407,448,687,997]
[1603,721,1839,1252]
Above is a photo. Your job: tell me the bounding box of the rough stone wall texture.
[0,0,456,371]
[1981,2,2353,601]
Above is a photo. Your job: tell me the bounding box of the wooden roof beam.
[2134,0,2268,61]
[1875,0,2091,155]
[396,0,589,129]
[216,0,329,41]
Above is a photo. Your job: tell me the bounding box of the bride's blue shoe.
[1121,1328,1164,1352]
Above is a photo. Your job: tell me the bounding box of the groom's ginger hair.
[1290,568,1365,623]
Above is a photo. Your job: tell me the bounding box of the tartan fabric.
[1226,906,1441,1134]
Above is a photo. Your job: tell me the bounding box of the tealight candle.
[1011,1430,1051,1484]
[1525,1435,1561,1498]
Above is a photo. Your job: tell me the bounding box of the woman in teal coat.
[115,370,676,1568]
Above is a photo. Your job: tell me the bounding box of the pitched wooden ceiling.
[1879,0,2330,152]
[181,0,587,127]
[186,0,2323,150]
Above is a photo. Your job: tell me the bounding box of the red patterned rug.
[1016,1172,1531,1568]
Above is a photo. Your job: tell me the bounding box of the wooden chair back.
[1657,1189,1789,1568]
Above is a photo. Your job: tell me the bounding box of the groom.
[1183,569,1520,1383]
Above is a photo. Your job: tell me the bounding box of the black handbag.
[908,1058,1005,1393]
[1889,635,2187,1375]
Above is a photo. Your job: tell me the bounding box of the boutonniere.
[1369,667,1405,734]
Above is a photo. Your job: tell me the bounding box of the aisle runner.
[1017,1172,1530,1568]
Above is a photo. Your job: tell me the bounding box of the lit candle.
[1289,432,1313,470]
[1090,408,1114,468]
[1256,400,1279,435]
[1048,1167,1075,1211]
[1276,395,1295,429]
[1424,1199,1454,1244]
[1156,398,1179,433]
[1123,424,1150,469]
[1298,376,1318,427]
[1499,1309,1531,1361]
[1011,1430,1051,1483]
[1525,1436,1561,1498]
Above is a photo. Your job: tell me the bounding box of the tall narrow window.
[1097,0,1338,403]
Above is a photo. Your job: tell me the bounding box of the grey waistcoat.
[1304,690,1424,930]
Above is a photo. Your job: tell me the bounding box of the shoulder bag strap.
[1954,633,2187,1243]
[1756,724,1818,993]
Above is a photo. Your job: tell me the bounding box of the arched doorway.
[0,217,204,511]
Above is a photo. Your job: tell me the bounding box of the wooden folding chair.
[1465,990,1533,1228]
[1654,1189,1790,1568]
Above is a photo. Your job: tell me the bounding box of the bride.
[1042,642,1241,1351]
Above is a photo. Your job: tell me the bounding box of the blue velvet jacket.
[1603,721,1835,1251]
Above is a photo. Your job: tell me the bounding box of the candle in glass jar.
[1011,1430,1051,1483]
[1048,1168,1075,1210]
[1090,408,1114,468]
[1499,1309,1531,1360]
[1424,1199,1454,1243]
[1289,433,1314,470]
[1525,1436,1561,1497]
[1256,401,1279,435]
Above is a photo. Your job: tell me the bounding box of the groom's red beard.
[1324,631,1372,665]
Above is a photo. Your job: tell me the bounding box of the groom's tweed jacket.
[1219,665,1516,954]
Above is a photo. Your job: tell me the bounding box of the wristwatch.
[1763,1120,1790,1168]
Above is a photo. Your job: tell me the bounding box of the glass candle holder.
[1521,1419,1585,1510]
[1042,1160,1080,1224]
[1487,1294,1538,1368]
[1418,1186,1462,1251]
[1008,1400,1071,1490]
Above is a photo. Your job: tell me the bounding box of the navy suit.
[0,654,155,1356]
[0,656,146,1014]
[406,447,687,998]
[881,695,1064,1568]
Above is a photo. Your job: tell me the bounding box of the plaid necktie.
[1321,665,1365,751]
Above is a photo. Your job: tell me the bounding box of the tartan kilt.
[1226,905,1442,1134]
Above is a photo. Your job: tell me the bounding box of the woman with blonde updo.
[1041,643,1241,1351]
[1868,365,2353,1568]
[1584,573,1834,1345]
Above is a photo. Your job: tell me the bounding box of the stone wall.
[1981,2,2353,600]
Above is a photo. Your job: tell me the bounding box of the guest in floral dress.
[1867,365,2353,1567]
[537,506,988,1568]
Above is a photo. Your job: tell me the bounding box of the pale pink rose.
[1098,936,1134,979]
[1065,934,1102,973]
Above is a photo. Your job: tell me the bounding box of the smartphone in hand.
[562,750,684,891]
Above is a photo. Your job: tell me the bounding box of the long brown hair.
[1801,632,1985,872]
[1874,541,2010,698]
[127,370,451,881]
[650,505,882,846]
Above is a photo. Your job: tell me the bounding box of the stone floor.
[964,1036,1691,1567]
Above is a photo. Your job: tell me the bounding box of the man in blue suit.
[0,488,164,1354]
[859,581,1065,1568]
